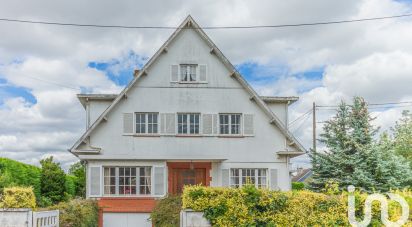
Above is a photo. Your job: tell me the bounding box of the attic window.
[180,64,197,82]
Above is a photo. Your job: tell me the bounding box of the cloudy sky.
[0,0,411,170]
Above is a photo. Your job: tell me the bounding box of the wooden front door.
[167,162,211,194]
[175,169,206,194]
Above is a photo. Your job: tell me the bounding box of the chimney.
[133,69,140,77]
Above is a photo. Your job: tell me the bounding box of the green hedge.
[48,199,98,227]
[0,158,41,199]
[182,185,412,226]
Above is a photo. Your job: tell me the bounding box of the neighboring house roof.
[69,15,307,155]
[77,94,118,108]
[292,169,313,182]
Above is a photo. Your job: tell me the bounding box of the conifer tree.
[40,156,66,204]
[310,97,411,192]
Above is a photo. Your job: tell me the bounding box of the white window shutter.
[202,114,213,135]
[222,169,229,187]
[199,64,207,82]
[123,113,134,134]
[171,65,179,82]
[212,114,218,134]
[89,166,101,197]
[270,169,278,190]
[160,113,176,135]
[154,166,165,196]
[243,114,254,136]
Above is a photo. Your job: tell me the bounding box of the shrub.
[291,182,305,190]
[48,199,98,227]
[0,186,36,209]
[183,186,412,226]
[150,195,182,227]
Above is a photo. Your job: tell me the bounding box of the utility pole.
[312,102,316,152]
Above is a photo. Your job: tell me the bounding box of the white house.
[70,15,305,227]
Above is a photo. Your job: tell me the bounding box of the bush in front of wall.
[48,199,99,227]
[182,185,350,226]
[0,186,36,209]
[150,195,182,227]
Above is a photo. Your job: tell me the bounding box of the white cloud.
[0,0,411,168]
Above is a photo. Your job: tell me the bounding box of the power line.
[21,75,80,91]
[317,101,412,108]
[0,13,411,30]
[292,111,312,133]
[317,104,412,111]
[289,109,312,126]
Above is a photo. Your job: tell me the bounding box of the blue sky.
[0,77,36,105]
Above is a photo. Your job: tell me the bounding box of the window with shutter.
[89,166,101,197]
[202,114,217,135]
[221,169,229,187]
[160,113,176,135]
[243,114,254,136]
[270,169,278,190]
[154,167,165,196]
[199,64,207,82]
[123,113,133,134]
[171,65,179,82]
[219,114,241,135]
[202,114,213,135]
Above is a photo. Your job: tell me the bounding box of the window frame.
[135,112,159,135]
[229,168,268,188]
[219,113,242,135]
[179,64,198,83]
[103,166,154,196]
[177,113,200,135]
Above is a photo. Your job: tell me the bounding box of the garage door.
[103,213,152,227]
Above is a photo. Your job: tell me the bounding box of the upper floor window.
[178,113,200,134]
[180,64,197,82]
[230,168,267,188]
[219,114,241,135]
[135,113,158,134]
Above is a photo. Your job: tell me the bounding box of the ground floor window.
[230,168,267,188]
[103,166,152,195]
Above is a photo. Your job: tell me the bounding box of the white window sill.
[133,134,160,137]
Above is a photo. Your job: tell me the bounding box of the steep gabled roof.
[70,15,306,154]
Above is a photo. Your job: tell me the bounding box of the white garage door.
[103,213,152,227]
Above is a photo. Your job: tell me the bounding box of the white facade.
[70,15,305,227]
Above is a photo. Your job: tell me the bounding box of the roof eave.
[260,96,299,105]
[77,94,118,108]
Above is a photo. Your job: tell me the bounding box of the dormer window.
[180,64,197,82]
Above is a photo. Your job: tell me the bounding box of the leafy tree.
[40,156,66,204]
[0,158,41,199]
[310,97,411,192]
[392,110,412,162]
[69,161,86,198]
